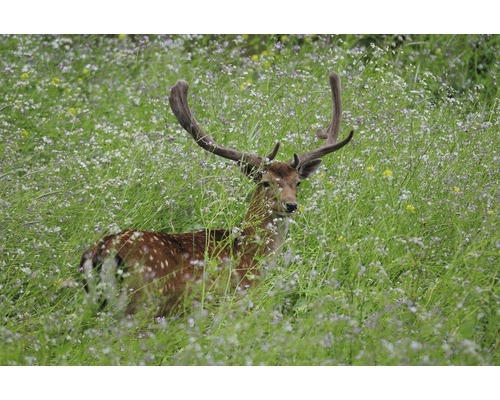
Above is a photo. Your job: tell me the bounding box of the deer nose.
[285,202,298,213]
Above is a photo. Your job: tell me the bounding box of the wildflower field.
[0,34,498,365]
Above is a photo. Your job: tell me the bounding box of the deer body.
[80,72,354,314]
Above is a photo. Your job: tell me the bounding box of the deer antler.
[169,80,280,173]
[291,72,354,169]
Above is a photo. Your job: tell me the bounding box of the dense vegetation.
[0,34,498,365]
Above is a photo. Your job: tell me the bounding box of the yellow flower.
[366,166,375,172]
[337,235,345,242]
[406,204,415,213]
[51,77,60,86]
[239,79,252,90]
[20,72,29,80]
[251,54,259,62]
[487,210,494,215]
[453,187,460,193]
[118,34,127,39]
[67,107,78,116]
[82,68,90,75]
[20,129,29,139]
[280,35,289,42]
[383,169,393,178]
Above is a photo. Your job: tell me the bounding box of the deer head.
[169,72,354,221]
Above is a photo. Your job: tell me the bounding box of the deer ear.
[240,163,263,183]
[239,163,263,182]
[297,159,322,179]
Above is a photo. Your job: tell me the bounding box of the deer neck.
[237,192,290,259]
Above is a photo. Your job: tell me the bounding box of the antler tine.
[266,141,280,161]
[291,130,354,168]
[169,80,264,169]
[292,72,353,168]
[316,72,342,144]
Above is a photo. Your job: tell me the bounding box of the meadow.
[0,34,498,365]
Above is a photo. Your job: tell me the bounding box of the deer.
[79,72,354,314]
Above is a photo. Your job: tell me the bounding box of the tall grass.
[0,34,498,365]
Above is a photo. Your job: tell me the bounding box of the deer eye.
[296,182,301,187]
[262,182,271,188]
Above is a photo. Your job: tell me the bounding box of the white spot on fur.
[131,231,143,240]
